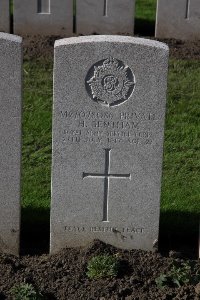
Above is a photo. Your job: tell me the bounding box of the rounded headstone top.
[55,35,169,51]
[0,32,22,43]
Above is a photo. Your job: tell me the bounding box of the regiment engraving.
[86,57,135,107]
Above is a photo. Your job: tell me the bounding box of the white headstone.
[0,33,22,255]
[156,0,200,40]
[0,0,10,33]
[14,0,73,36]
[50,36,169,254]
[76,0,135,35]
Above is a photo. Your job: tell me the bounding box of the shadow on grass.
[20,207,50,255]
[0,293,5,300]
[20,207,199,258]
[134,18,155,37]
[159,210,199,258]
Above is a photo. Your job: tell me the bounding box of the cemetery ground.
[0,37,198,299]
[0,2,199,297]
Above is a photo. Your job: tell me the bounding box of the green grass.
[10,0,13,14]
[135,0,157,22]
[22,59,52,226]
[160,60,200,233]
[87,255,120,279]
[11,282,43,300]
[21,58,200,236]
[134,0,157,35]
[134,0,157,36]
[155,261,200,289]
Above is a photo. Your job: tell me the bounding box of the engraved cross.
[83,149,131,222]
[185,0,200,19]
[185,0,190,19]
[103,0,108,16]
[37,0,50,14]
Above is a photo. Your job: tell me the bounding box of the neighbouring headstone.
[76,0,135,35]
[50,36,169,253]
[0,0,10,33]
[0,33,22,255]
[14,0,73,36]
[156,0,200,40]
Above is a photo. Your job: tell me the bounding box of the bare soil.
[22,35,200,61]
[0,240,200,300]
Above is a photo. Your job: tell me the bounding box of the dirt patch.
[0,240,199,300]
[158,38,200,60]
[22,35,200,61]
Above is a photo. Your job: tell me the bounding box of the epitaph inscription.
[86,57,135,107]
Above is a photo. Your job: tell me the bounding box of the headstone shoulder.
[55,35,169,51]
[0,32,22,43]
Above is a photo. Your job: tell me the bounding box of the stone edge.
[54,35,169,51]
[0,32,22,43]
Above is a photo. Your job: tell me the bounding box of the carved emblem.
[86,57,135,107]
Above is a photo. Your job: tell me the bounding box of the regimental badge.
[85,57,135,107]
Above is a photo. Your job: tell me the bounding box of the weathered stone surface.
[0,33,22,255]
[156,0,200,40]
[50,36,169,253]
[76,0,135,35]
[0,0,10,32]
[14,0,73,36]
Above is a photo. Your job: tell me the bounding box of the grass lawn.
[21,57,200,238]
[20,0,200,240]
[135,0,157,35]
[161,60,200,234]
[22,60,53,227]
[135,0,157,22]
